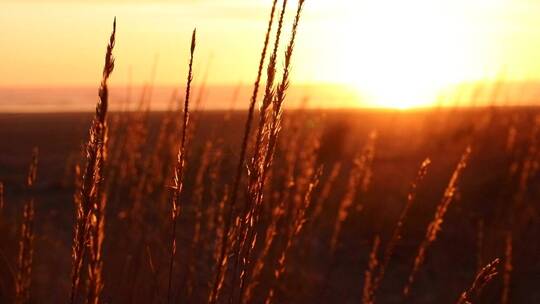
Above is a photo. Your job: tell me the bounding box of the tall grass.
[70,18,116,304]
[236,1,309,302]
[15,148,38,304]
[330,131,376,254]
[371,159,431,300]
[456,258,500,304]
[404,147,472,297]
[167,28,197,304]
[234,0,287,294]
[264,165,320,304]
[208,1,279,302]
[361,235,380,304]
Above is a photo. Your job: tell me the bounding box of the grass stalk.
[167,28,197,304]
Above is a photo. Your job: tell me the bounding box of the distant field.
[0,84,360,113]
[1,108,539,303]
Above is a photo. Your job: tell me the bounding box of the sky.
[1,0,540,109]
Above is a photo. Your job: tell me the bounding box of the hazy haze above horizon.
[2,0,540,108]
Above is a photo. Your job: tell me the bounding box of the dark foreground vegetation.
[1,106,540,303]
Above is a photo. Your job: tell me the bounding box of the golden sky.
[1,0,540,108]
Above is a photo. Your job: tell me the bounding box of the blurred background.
[2,0,540,111]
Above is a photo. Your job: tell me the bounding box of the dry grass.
[330,131,376,254]
[70,18,116,304]
[362,235,380,304]
[15,149,38,304]
[456,258,500,304]
[167,28,196,304]
[403,146,472,297]
[208,1,279,302]
[371,158,431,300]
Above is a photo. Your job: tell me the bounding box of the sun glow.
[336,0,502,109]
[2,0,540,110]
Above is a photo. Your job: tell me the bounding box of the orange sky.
[2,0,540,108]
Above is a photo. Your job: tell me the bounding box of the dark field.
[1,108,539,303]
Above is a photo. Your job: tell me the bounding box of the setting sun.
[337,0,506,108]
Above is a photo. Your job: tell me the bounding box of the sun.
[337,0,489,109]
